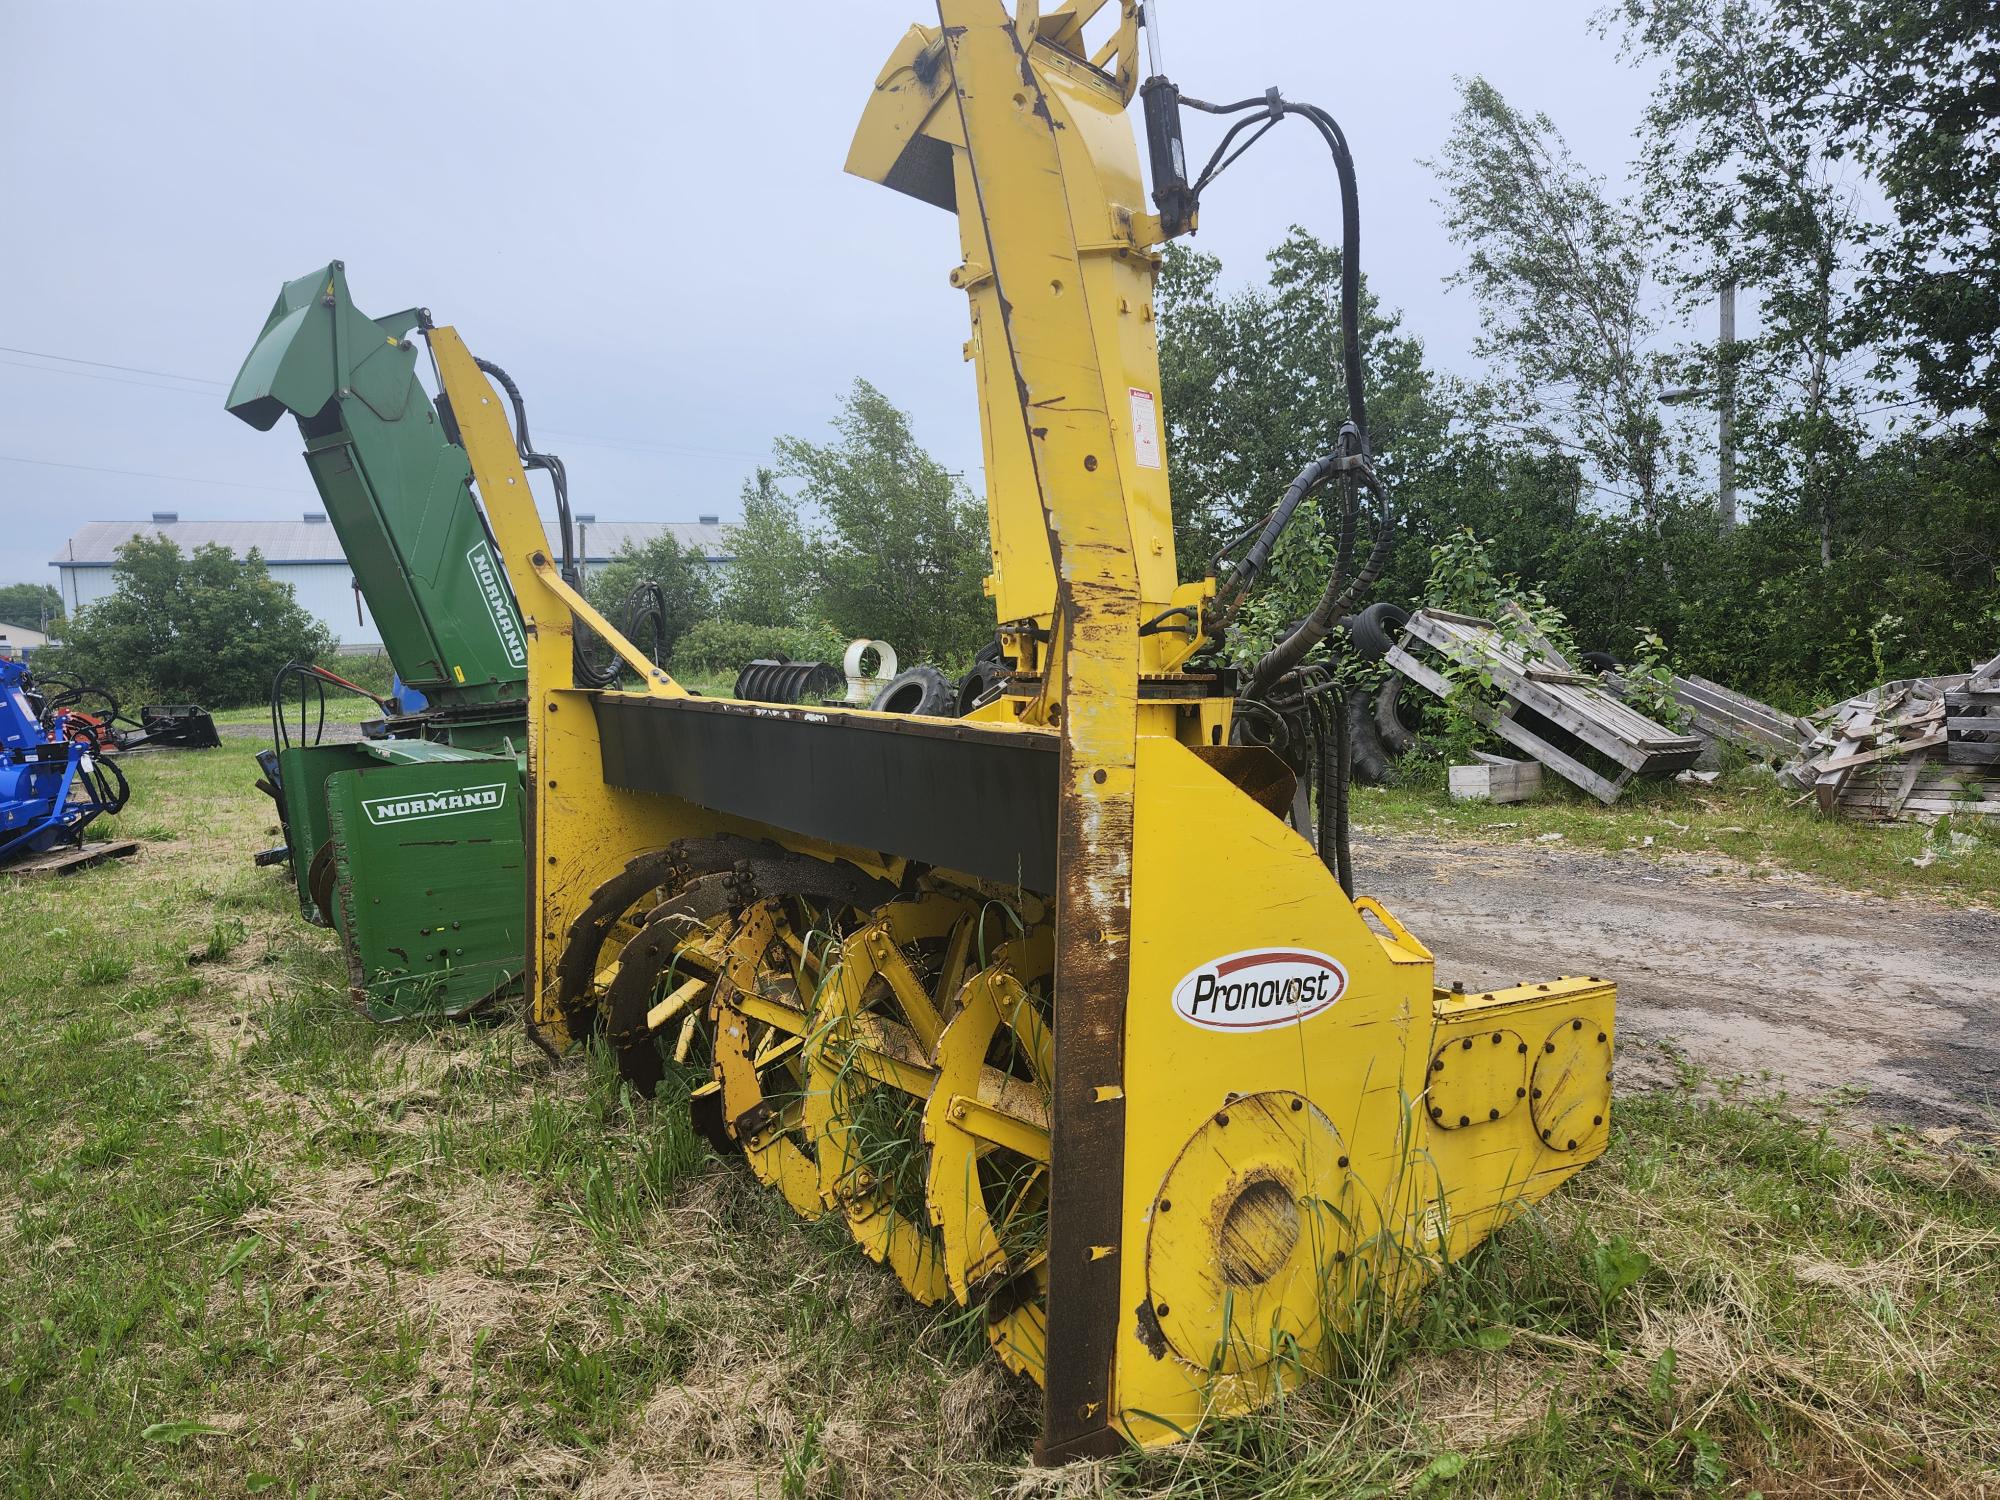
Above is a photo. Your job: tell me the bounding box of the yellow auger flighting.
[407,0,1614,1461]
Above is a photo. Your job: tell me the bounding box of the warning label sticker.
[1129,386,1161,470]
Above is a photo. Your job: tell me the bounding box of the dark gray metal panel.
[591,694,1059,891]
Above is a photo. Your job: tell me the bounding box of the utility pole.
[1659,280,1741,530]
[1718,280,1737,531]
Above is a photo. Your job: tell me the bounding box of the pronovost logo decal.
[1171,948,1347,1032]
[361,781,507,828]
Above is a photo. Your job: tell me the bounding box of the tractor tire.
[871,665,955,717]
[954,661,1008,716]
[1373,675,1420,757]
[1349,601,1411,662]
[1346,691,1397,786]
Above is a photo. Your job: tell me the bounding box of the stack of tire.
[1342,601,1417,786]
[870,639,1009,719]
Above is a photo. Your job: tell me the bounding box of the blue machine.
[0,660,129,864]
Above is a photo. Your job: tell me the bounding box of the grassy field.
[1,747,1995,1497]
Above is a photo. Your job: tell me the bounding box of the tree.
[1775,0,2000,421]
[1606,0,1874,566]
[1429,78,1684,535]
[1158,228,1439,585]
[584,529,714,659]
[721,467,816,630]
[773,380,991,667]
[44,535,335,705]
[0,582,60,633]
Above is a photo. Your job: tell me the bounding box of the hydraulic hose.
[1170,82,1397,887]
[470,355,618,689]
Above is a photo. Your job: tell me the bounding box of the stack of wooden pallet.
[1779,654,2000,822]
[1385,606,1705,803]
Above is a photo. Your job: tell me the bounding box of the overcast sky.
[0,1,1654,588]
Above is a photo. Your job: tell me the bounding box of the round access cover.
[1425,1027,1528,1130]
[1144,1091,1355,1374]
[1530,1017,1613,1153]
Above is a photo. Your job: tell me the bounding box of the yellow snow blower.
[422,0,1615,1459]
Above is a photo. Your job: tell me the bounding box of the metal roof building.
[0,622,52,659]
[51,511,734,651]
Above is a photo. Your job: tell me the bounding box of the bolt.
[1159,1198,1172,1212]
[1517,1042,1528,1054]
[1532,1087,1542,1099]
[1491,1031,1503,1045]
[1083,455,1099,471]
[1216,1111,1230,1126]
[1289,1098,1303,1112]
[1516,1087,1526,1099]
[1433,1058,1445,1073]
[1155,1302,1170,1318]
[1597,1031,1607,1043]
[1566,1138,1577,1149]
[1337,1155,1349,1168]
[1572,1018,1584,1031]
[1461,1037,1473,1051]
[1458,1114,1470,1127]
[1593,1114,1603,1126]
[1545,1041,1556,1053]
[1429,1106,1442,1119]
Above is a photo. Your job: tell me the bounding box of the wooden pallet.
[1670,674,1811,759]
[1780,669,2000,821]
[1,839,140,878]
[1385,608,1705,803]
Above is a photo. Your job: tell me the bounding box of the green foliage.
[1158,229,1431,589]
[1429,78,1681,528]
[584,530,715,660]
[722,468,816,631]
[720,386,991,671]
[777,380,991,669]
[1622,628,1690,729]
[1418,529,1590,752]
[669,618,848,679]
[1605,0,1871,559]
[1587,1231,1652,1309]
[0,582,60,633]
[1774,0,2000,421]
[39,535,335,708]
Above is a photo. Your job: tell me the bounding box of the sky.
[0,0,1656,588]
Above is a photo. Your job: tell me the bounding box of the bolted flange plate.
[1143,1091,1354,1375]
[1425,1027,1529,1131]
[1530,1016,1613,1154]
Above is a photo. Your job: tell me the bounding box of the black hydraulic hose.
[1213,452,1342,616]
[1172,86,1394,887]
[471,354,618,689]
[1247,471,1395,696]
[622,580,668,665]
[473,355,577,577]
[87,751,130,817]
